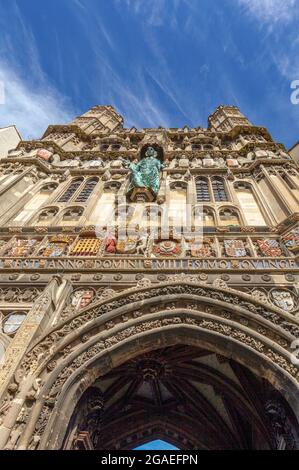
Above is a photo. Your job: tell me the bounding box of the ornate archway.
[62,345,299,450]
[0,280,298,450]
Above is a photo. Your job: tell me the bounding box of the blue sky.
[0,0,298,148]
[135,439,179,450]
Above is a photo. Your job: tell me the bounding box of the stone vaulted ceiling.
[91,346,280,450]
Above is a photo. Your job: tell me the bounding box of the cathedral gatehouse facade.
[0,104,298,449]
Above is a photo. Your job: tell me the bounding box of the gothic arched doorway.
[62,345,299,450]
[1,281,298,451]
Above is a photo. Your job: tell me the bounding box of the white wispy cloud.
[0,62,74,140]
[0,0,76,139]
[119,0,180,27]
[68,0,195,128]
[238,0,297,24]
[92,59,170,128]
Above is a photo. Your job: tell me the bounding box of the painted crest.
[36,149,53,162]
[189,239,215,258]
[282,227,299,253]
[8,239,37,257]
[271,290,295,312]
[42,236,72,257]
[153,240,181,257]
[71,289,94,310]
[257,239,282,257]
[116,237,138,254]
[42,243,67,257]
[224,240,247,257]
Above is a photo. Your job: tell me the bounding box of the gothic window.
[144,206,162,231]
[168,182,187,228]
[100,144,109,151]
[196,178,211,202]
[194,206,215,227]
[116,205,135,224]
[2,312,26,335]
[62,207,84,221]
[281,173,297,190]
[0,174,34,217]
[12,183,58,226]
[58,178,83,203]
[111,144,121,151]
[234,182,266,226]
[192,144,201,151]
[212,177,228,202]
[36,207,59,226]
[219,208,240,226]
[75,178,98,203]
[88,184,120,226]
[202,208,215,227]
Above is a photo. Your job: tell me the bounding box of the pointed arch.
[1,282,298,450]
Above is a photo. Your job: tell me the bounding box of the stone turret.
[208,105,252,132]
[71,105,124,135]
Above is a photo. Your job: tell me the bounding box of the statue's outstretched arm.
[122,159,135,170]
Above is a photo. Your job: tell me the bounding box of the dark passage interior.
[63,345,299,450]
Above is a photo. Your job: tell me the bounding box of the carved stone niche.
[63,387,104,450]
[129,187,155,203]
[71,432,93,450]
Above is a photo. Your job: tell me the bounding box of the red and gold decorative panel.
[224,240,247,257]
[282,228,299,253]
[41,236,73,257]
[152,240,182,257]
[70,238,102,257]
[7,239,38,257]
[257,239,282,257]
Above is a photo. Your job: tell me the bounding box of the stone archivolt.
[0,281,297,449]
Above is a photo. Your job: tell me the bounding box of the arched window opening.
[192,144,201,151]
[36,207,59,226]
[62,207,84,222]
[12,183,58,226]
[88,184,120,226]
[212,177,228,202]
[100,144,109,151]
[111,144,121,151]
[58,179,83,203]
[234,182,266,226]
[0,174,34,217]
[196,178,210,202]
[75,178,98,203]
[202,208,215,227]
[116,205,135,225]
[168,182,187,228]
[281,173,297,190]
[194,206,215,228]
[219,208,240,226]
[144,206,162,233]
